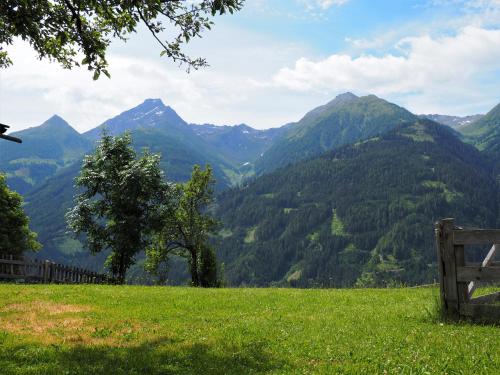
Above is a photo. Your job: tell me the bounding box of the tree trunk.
[117,252,126,285]
[190,248,199,287]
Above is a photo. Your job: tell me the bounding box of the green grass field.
[0,285,498,374]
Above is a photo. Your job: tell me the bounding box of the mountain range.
[2,93,499,286]
[419,113,484,129]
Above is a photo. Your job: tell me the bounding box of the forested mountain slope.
[0,116,91,194]
[255,93,418,175]
[215,120,498,287]
[23,162,95,264]
[460,102,500,156]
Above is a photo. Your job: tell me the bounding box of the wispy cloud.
[296,0,350,13]
[310,0,350,10]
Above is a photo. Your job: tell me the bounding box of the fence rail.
[435,218,500,322]
[0,253,107,284]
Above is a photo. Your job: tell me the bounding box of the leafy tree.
[66,132,167,283]
[146,165,219,287]
[0,0,243,79]
[0,174,41,255]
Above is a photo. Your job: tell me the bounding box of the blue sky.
[1,0,499,132]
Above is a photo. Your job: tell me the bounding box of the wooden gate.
[435,218,500,322]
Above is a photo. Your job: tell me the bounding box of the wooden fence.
[0,253,107,284]
[435,218,500,322]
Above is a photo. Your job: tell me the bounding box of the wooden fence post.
[436,218,460,319]
[455,244,469,307]
[9,254,14,276]
[435,221,446,311]
[43,260,48,283]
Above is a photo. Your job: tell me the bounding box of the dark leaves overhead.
[0,0,244,78]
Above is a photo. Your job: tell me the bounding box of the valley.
[2,93,499,287]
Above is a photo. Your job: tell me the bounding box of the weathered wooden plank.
[442,219,460,318]
[457,266,500,281]
[460,303,500,321]
[444,220,459,318]
[453,229,500,245]
[435,221,446,311]
[0,273,25,279]
[468,244,498,297]
[482,244,498,265]
[468,261,500,267]
[470,292,500,305]
[455,245,469,305]
[0,259,27,265]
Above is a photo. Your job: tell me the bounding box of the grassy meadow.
[0,284,498,374]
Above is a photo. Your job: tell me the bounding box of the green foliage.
[331,209,346,236]
[66,132,167,283]
[0,0,243,77]
[216,120,498,287]
[146,165,219,287]
[0,174,41,255]
[0,285,499,374]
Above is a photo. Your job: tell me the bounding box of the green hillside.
[0,116,91,194]
[460,102,500,165]
[0,284,498,375]
[131,127,235,189]
[460,102,500,145]
[22,162,95,264]
[215,120,498,287]
[255,93,418,175]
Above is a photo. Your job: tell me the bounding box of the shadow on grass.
[0,336,289,375]
[421,291,500,327]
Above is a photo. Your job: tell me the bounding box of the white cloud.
[272,26,500,114]
[297,0,349,12]
[314,0,350,9]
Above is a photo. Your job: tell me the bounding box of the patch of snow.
[131,106,161,121]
